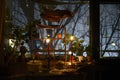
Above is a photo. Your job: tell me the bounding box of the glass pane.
[100,4,120,58]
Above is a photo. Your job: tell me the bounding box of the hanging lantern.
[57,33,62,39]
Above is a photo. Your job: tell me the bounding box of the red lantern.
[57,33,62,39]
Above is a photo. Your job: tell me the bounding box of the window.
[100,4,120,58]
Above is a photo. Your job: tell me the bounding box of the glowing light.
[47,34,50,37]
[46,38,50,44]
[70,36,74,41]
[69,51,72,55]
[57,33,62,39]
[68,62,71,65]
[9,39,16,48]
[111,42,116,46]
[26,4,29,7]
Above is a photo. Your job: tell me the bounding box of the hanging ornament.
[57,33,62,39]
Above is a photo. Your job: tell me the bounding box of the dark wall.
[0,0,5,66]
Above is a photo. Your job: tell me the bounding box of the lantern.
[57,33,62,39]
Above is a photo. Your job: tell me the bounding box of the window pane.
[100,4,120,58]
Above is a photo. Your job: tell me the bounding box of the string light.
[111,42,116,46]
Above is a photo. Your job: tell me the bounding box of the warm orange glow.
[57,33,62,39]
[68,62,71,65]
[46,38,50,44]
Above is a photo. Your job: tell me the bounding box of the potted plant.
[71,39,85,62]
[71,39,85,56]
[62,33,85,56]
